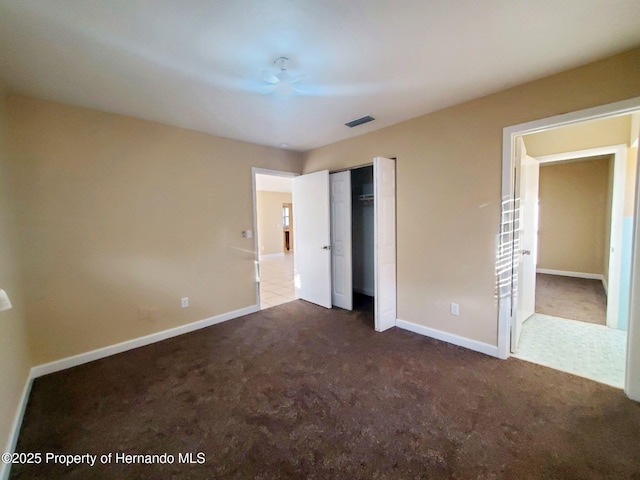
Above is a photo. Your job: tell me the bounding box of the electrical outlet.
[450,303,459,316]
[181,297,189,308]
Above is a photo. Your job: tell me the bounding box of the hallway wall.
[537,157,611,276]
[256,191,292,256]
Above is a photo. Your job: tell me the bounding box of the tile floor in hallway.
[514,313,627,388]
[259,254,295,310]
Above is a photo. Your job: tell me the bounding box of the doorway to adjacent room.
[499,99,640,397]
[253,169,298,310]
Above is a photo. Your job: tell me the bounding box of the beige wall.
[0,93,31,455]
[537,157,611,275]
[524,115,632,157]
[522,112,638,282]
[256,191,292,255]
[524,113,637,279]
[5,95,302,365]
[302,48,640,346]
[522,115,637,218]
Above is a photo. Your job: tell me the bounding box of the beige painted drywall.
[524,115,632,157]
[256,191,292,255]
[302,48,640,346]
[5,95,302,365]
[537,157,610,275]
[0,92,31,457]
[522,113,637,282]
[522,115,637,218]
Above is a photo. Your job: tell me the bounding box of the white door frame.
[534,144,627,329]
[251,167,299,308]
[498,96,640,400]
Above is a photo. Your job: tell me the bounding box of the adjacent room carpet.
[535,273,607,325]
[12,300,640,479]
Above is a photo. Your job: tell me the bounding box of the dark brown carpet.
[536,273,607,325]
[11,300,640,479]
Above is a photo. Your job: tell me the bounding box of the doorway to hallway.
[259,254,295,310]
[253,169,298,311]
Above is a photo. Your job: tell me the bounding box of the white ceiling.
[255,174,292,193]
[0,0,639,152]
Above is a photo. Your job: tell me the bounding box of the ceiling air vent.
[345,115,375,128]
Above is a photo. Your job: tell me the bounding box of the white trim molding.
[1,377,34,480]
[537,269,608,294]
[1,304,260,479]
[258,253,285,259]
[536,268,603,280]
[396,319,499,358]
[31,305,259,378]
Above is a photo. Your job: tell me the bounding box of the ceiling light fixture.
[262,57,305,96]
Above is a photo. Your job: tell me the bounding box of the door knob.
[521,249,531,255]
[322,245,331,250]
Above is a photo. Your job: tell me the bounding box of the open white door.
[330,171,353,310]
[293,170,332,308]
[511,137,539,352]
[374,157,397,332]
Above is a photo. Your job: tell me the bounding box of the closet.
[329,157,396,331]
[351,166,375,300]
[329,165,374,310]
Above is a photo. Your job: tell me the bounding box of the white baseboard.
[259,253,285,259]
[2,303,259,479]
[1,374,34,480]
[536,268,607,294]
[396,319,499,358]
[353,286,374,297]
[536,268,603,280]
[31,304,259,379]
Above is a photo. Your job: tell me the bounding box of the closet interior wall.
[351,166,374,296]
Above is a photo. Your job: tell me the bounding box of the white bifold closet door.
[330,170,353,310]
[374,157,397,332]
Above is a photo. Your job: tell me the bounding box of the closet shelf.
[358,194,374,205]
